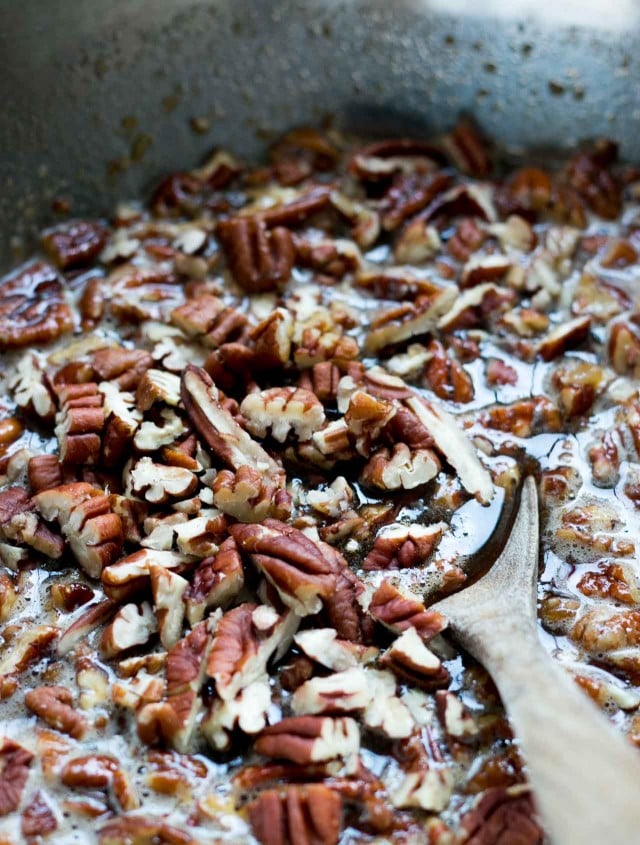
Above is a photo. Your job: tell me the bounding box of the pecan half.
[0,261,74,348]
[248,784,342,845]
[216,217,294,292]
[24,685,88,738]
[230,520,337,615]
[0,739,33,815]
[61,754,138,811]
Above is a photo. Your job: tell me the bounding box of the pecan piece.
[294,628,378,671]
[365,287,456,353]
[381,171,452,230]
[217,217,294,292]
[350,138,443,180]
[28,455,63,495]
[0,486,64,561]
[437,282,514,332]
[292,667,372,716]
[207,603,297,700]
[185,538,244,624]
[436,690,479,742]
[34,482,123,578]
[255,715,359,766]
[150,565,188,650]
[24,685,88,738]
[380,627,450,690]
[459,785,543,845]
[0,261,74,348]
[171,294,248,348]
[230,519,337,615]
[21,789,58,840]
[128,457,198,504]
[423,340,474,403]
[54,382,104,466]
[98,815,196,845]
[212,466,292,523]
[363,523,445,570]
[137,620,213,752]
[609,317,640,377]
[442,120,491,177]
[100,602,157,658]
[240,387,326,443]
[42,219,107,269]
[259,185,332,226]
[537,315,591,361]
[248,784,342,845]
[405,396,494,503]
[61,754,138,811]
[91,346,154,391]
[0,739,33,816]
[367,580,447,642]
[250,308,294,369]
[181,365,283,481]
[9,352,56,421]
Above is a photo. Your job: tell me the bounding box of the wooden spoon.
[431,476,640,845]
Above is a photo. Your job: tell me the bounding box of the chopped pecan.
[135,368,181,412]
[150,565,188,650]
[102,549,190,602]
[61,754,138,811]
[405,396,494,503]
[557,503,634,557]
[479,396,562,438]
[203,677,272,751]
[134,408,186,452]
[437,282,514,332]
[54,382,104,466]
[259,186,332,227]
[600,237,638,268]
[365,287,456,353]
[181,365,283,481]
[436,690,479,742]
[552,360,603,417]
[79,275,105,328]
[442,120,491,177]
[486,359,518,387]
[216,217,294,292]
[381,171,452,230]
[100,602,157,658]
[270,127,339,183]
[488,215,536,252]
[343,390,396,457]
[570,607,640,656]
[185,538,244,624]
[106,264,185,323]
[609,317,640,377]
[459,785,543,845]
[350,138,443,180]
[171,294,248,348]
[21,789,58,840]
[367,580,447,641]
[248,784,342,845]
[425,183,497,224]
[576,562,639,605]
[42,219,107,269]
[255,715,360,766]
[0,572,17,622]
[34,482,123,578]
[324,567,376,645]
[128,457,198,504]
[392,764,454,813]
[137,620,213,752]
[24,685,88,738]
[207,602,297,700]
[0,739,33,815]
[230,519,337,615]
[56,599,118,656]
[394,218,442,263]
[460,254,511,290]
[588,431,621,488]
[537,315,591,361]
[291,666,376,718]
[0,486,65,560]
[92,346,154,391]
[9,352,56,421]
[212,466,292,523]
[250,308,294,369]
[446,217,485,261]
[295,628,378,671]
[381,627,449,690]
[564,141,621,219]
[27,455,63,495]
[241,386,326,443]
[363,523,445,570]
[98,815,196,845]
[423,340,474,403]
[0,261,74,348]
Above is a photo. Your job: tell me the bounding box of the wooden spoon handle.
[473,625,640,845]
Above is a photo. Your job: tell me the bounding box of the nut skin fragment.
[248,784,342,845]
[24,685,88,739]
[230,519,337,615]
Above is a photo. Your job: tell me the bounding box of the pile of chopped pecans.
[1,122,640,844]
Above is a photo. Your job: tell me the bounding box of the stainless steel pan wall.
[1,0,639,265]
